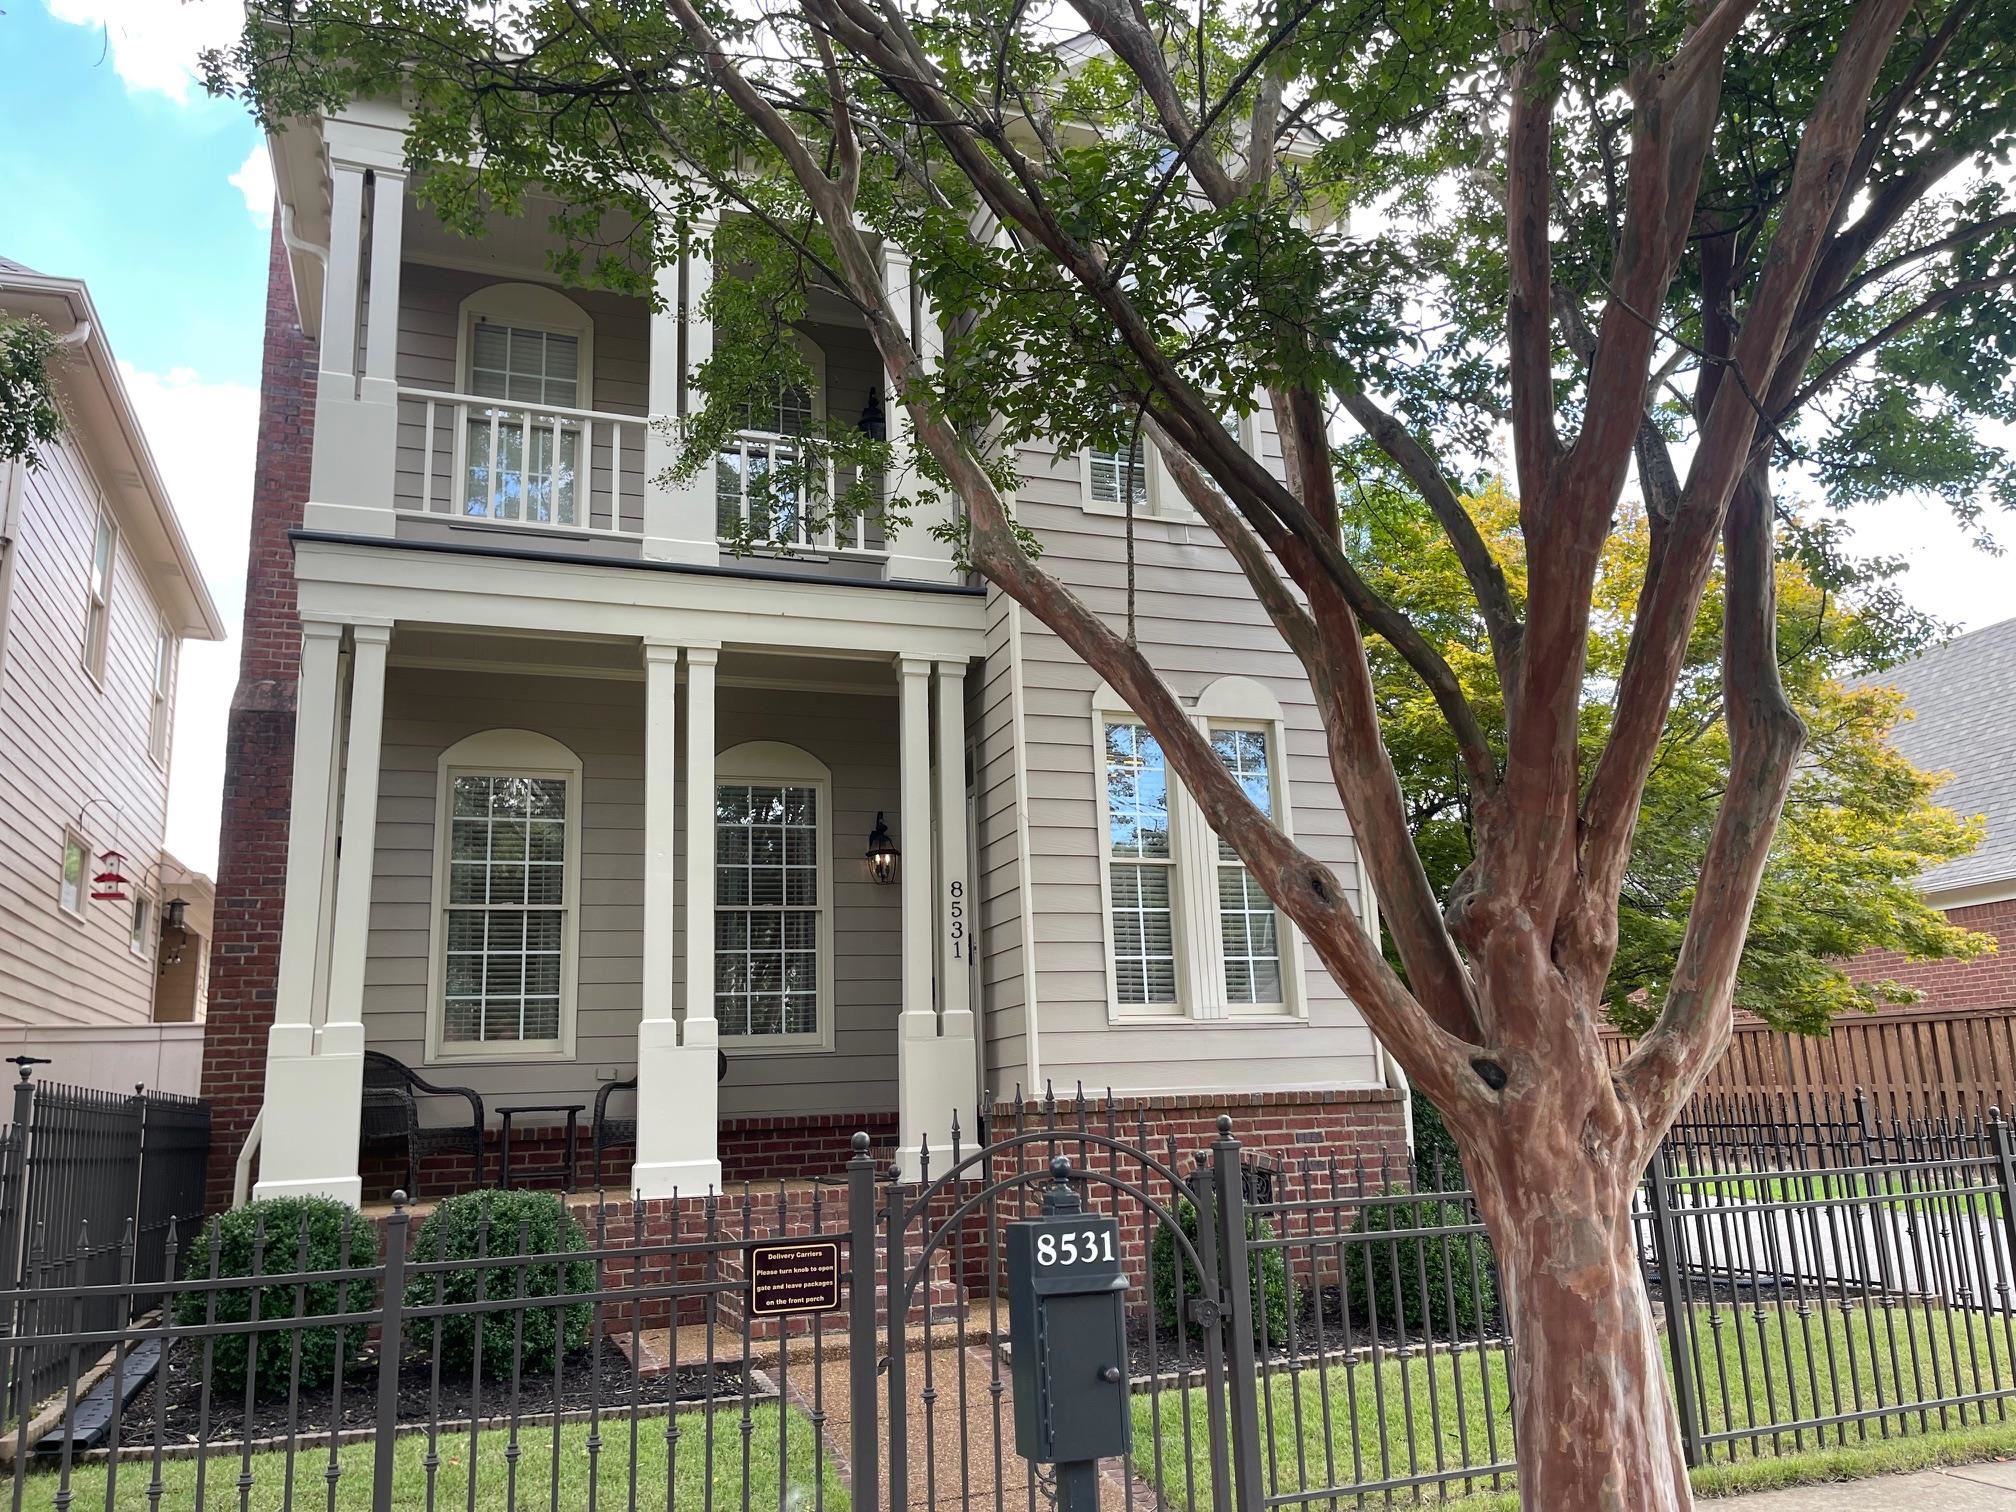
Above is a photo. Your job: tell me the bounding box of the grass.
[1669,1167,2006,1214]
[12,1403,846,1512]
[1131,1300,2016,1509]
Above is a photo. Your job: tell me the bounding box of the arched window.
[455,284,596,527]
[716,332,829,544]
[426,729,583,1060]
[714,740,835,1051]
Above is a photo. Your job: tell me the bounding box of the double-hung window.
[1087,433,1149,512]
[1102,719,1179,1010]
[1096,679,1302,1020]
[1211,727,1285,1008]
[83,510,114,681]
[714,742,832,1048]
[429,730,582,1060]
[58,833,87,919]
[148,627,174,763]
[465,321,583,526]
[129,893,153,958]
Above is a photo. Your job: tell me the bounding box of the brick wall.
[1843,895,2016,1012]
[199,221,316,1208]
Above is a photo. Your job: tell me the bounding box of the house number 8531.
[948,879,965,959]
[1035,1229,1117,1267]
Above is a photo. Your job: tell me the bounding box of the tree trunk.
[1473,1152,1692,1512]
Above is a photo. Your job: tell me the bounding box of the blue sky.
[4,0,2011,877]
[5,0,270,874]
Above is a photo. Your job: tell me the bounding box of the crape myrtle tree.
[208,0,2016,1501]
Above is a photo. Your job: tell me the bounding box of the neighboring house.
[0,258,227,1096]
[1844,616,2016,1018]
[200,106,1409,1211]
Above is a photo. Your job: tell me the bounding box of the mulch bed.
[106,1341,752,1452]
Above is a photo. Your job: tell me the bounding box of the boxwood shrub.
[1149,1197,1290,1347]
[405,1190,594,1379]
[1343,1192,1497,1336]
[173,1197,379,1394]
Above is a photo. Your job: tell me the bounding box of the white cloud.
[118,362,258,875]
[43,0,244,104]
[229,141,274,226]
[1839,499,2013,639]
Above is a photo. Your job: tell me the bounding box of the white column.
[260,616,366,1209]
[644,215,719,565]
[633,641,722,1197]
[306,159,400,536]
[879,241,961,586]
[932,661,973,1027]
[897,654,960,1179]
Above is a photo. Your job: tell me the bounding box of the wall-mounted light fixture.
[858,388,886,442]
[866,812,900,885]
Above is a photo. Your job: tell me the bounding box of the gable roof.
[1868,616,2016,901]
[0,263,226,640]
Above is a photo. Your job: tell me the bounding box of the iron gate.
[850,1107,1262,1512]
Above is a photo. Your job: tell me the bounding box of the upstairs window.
[83,510,114,682]
[149,627,174,763]
[456,284,596,529]
[59,832,87,918]
[129,893,153,957]
[1087,434,1149,511]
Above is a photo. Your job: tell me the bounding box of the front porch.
[251,616,984,1207]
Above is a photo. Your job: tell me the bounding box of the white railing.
[398,388,643,534]
[716,428,876,554]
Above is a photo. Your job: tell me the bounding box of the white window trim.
[1079,406,1254,523]
[82,507,115,685]
[714,739,836,1055]
[58,830,89,923]
[1197,676,1306,1022]
[451,284,598,530]
[424,728,584,1065]
[1091,676,1307,1025]
[148,624,175,767]
[129,891,154,959]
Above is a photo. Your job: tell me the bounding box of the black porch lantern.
[858,387,886,442]
[866,812,900,885]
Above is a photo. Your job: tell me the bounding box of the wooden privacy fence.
[1604,1007,2016,1118]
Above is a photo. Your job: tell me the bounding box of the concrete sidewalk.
[1723,1462,2016,1507]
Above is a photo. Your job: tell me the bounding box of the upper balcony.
[272,109,960,589]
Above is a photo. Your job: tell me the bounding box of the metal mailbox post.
[1005,1156,1131,1511]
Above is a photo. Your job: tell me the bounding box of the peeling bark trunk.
[1474,1148,1690,1512]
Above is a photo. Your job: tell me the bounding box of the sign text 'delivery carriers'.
[746,1239,843,1317]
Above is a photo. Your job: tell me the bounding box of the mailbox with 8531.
[1004,1161,1132,1472]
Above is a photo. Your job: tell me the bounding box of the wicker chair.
[591,1051,730,1189]
[360,1051,485,1198]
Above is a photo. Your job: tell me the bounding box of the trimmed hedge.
[173,1197,379,1394]
[405,1190,594,1379]
[1409,1086,1465,1190]
[1343,1191,1497,1335]
[1149,1198,1290,1346]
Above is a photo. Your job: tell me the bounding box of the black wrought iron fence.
[0,1073,209,1421]
[5,1095,2016,1511]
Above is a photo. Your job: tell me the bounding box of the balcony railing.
[716,429,877,554]
[397,388,645,534]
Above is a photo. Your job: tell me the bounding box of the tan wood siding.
[990,411,1384,1096]
[361,664,903,1121]
[0,440,172,1028]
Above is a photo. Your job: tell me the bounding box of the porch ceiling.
[386,628,913,692]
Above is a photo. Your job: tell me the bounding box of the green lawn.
[14,1403,846,1512]
[1132,1300,2016,1509]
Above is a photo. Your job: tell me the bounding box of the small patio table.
[494,1103,583,1192]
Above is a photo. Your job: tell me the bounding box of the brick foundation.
[358,1110,905,1203]
[200,221,317,1211]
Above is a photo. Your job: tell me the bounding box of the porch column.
[644,213,720,566]
[257,621,387,1204]
[633,640,722,1197]
[896,654,969,1178]
[932,660,974,1033]
[877,242,961,586]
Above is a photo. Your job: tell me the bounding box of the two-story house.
[0,259,227,1094]
[200,104,1409,1210]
